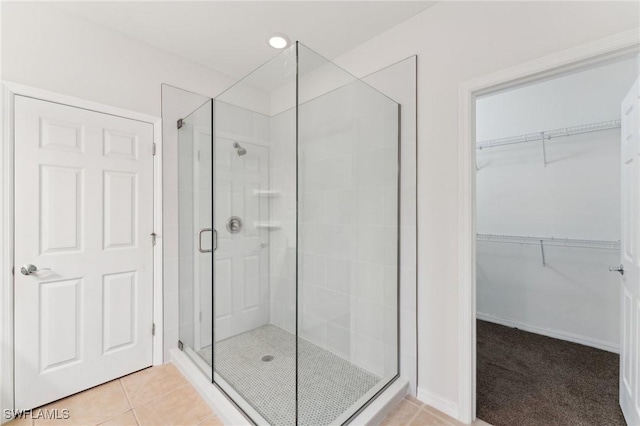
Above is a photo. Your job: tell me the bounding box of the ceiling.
[51,1,435,79]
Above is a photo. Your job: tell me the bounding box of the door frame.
[0,82,164,420]
[457,29,640,424]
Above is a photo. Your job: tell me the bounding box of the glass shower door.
[211,46,297,425]
[177,100,214,379]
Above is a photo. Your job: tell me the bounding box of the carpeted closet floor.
[477,320,624,426]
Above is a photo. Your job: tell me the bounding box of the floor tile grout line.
[118,378,141,425]
[404,398,423,409]
[120,379,134,409]
[405,402,423,426]
[422,404,464,426]
[133,383,192,411]
[411,406,458,426]
[422,404,461,425]
[121,367,189,411]
[131,409,141,426]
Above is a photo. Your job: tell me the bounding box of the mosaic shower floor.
[197,324,381,426]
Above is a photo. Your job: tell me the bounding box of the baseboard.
[416,387,459,421]
[476,312,619,354]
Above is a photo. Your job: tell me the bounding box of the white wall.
[476,57,638,352]
[1,2,238,363]
[1,2,234,117]
[332,1,640,417]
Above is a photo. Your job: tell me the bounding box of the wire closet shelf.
[476,119,621,150]
[477,233,620,250]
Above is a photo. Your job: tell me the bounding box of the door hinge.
[152,323,156,336]
[151,232,157,245]
[152,143,157,156]
[177,118,184,129]
[178,340,184,351]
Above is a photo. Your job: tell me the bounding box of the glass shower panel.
[212,45,297,425]
[177,99,214,379]
[175,42,400,426]
[297,43,400,425]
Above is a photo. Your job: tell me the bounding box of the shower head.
[233,142,247,156]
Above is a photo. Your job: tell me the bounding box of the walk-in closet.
[475,55,639,426]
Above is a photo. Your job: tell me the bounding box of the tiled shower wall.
[299,82,399,379]
[268,109,297,334]
[269,57,418,391]
[268,81,401,380]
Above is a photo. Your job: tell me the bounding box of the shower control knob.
[226,216,243,234]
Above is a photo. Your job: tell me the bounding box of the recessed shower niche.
[173,42,401,425]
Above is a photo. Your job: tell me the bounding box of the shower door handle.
[198,228,215,253]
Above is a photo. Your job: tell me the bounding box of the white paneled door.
[620,78,640,425]
[214,138,269,340]
[14,96,154,410]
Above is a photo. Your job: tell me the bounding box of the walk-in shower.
[175,42,399,425]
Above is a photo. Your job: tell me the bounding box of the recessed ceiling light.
[268,34,290,49]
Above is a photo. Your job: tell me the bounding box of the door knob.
[20,264,38,275]
[609,264,624,275]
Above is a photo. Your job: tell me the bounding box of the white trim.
[1,84,16,424]
[417,386,459,420]
[152,118,164,366]
[477,313,619,354]
[458,29,640,424]
[1,82,160,125]
[0,82,164,422]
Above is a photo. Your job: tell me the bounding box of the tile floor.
[7,364,221,426]
[7,363,490,426]
[379,396,492,426]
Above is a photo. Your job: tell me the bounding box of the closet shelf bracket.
[540,131,548,166]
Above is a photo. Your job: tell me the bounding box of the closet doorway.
[474,55,639,425]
